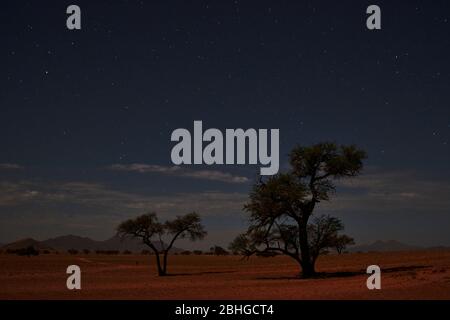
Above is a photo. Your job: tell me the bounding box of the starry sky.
[1,0,450,249]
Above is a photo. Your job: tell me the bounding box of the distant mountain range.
[348,240,423,252]
[1,235,183,253]
[1,238,54,251]
[2,237,448,254]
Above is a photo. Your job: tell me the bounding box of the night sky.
[1,0,450,249]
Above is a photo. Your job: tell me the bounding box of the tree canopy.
[117,212,206,276]
[230,142,366,277]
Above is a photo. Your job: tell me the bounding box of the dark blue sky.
[1,0,449,249]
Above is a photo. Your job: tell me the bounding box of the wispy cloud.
[0,180,248,217]
[108,164,249,184]
[0,163,23,170]
[2,168,448,217]
[3,169,447,217]
[318,169,450,214]
[0,180,249,243]
[1,169,450,246]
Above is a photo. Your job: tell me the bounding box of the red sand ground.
[1,250,450,299]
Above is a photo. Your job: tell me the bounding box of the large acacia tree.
[229,142,366,278]
[117,212,206,276]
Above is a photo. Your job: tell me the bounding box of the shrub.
[68,249,79,255]
[94,250,119,255]
[211,246,229,256]
[11,246,40,257]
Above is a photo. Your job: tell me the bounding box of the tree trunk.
[301,260,315,278]
[163,251,169,275]
[298,219,316,278]
[154,253,166,276]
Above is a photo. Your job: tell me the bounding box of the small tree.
[230,142,366,278]
[117,212,206,276]
[15,246,39,257]
[333,234,355,254]
[211,245,229,256]
[67,249,78,255]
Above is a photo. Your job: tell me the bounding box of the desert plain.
[1,250,450,300]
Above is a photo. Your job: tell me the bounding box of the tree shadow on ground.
[165,270,236,277]
[254,265,431,280]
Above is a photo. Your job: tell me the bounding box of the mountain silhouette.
[1,238,53,251]
[1,235,183,253]
[349,240,422,252]
[42,235,99,251]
